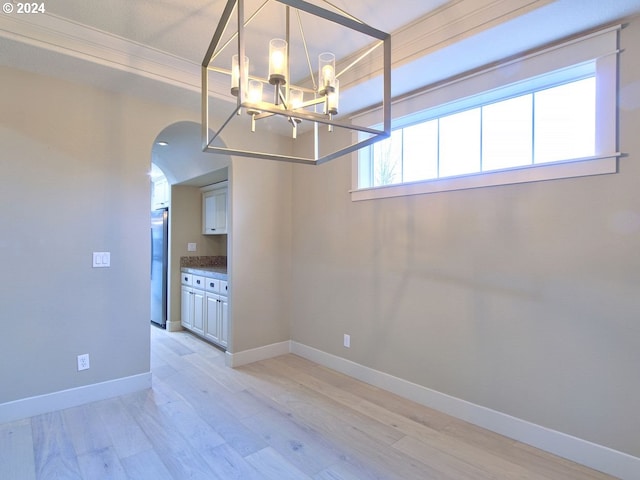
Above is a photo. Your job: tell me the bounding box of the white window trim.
[350,25,620,202]
[351,155,619,201]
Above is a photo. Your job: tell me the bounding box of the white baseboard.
[290,341,640,480]
[226,340,291,367]
[0,372,152,424]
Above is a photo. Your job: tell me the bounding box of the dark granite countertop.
[180,256,228,280]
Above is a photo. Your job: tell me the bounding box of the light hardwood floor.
[0,326,618,480]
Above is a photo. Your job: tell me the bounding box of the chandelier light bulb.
[231,54,249,97]
[247,80,263,111]
[322,65,334,84]
[289,88,304,109]
[247,79,263,132]
[318,52,336,95]
[269,38,288,85]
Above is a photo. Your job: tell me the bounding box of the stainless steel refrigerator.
[151,207,168,327]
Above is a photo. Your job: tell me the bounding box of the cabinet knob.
[210,228,216,231]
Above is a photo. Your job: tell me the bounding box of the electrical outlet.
[343,334,351,348]
[77,354,90,371]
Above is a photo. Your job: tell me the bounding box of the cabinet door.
[204,293,219,343]
[203,192,217,234]
[202,189,227,235]
[192,289,205,335]
[181,286,193,329]
[213,190,227,233]
[219,296,229,348]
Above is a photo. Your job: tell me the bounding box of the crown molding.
[393,0,553,66]
[0,0,551,102]
[0,12,229,100]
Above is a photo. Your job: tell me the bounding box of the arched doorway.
[149,120,231,331]
[151,121,229,185]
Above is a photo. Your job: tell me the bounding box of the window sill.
[350,154,620,202]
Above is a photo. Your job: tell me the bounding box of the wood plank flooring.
[0,326,618,479]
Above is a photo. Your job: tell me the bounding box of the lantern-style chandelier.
[201,0,391,165]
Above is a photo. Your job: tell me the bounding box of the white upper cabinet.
[202,182,228,235]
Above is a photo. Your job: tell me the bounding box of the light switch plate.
[92,252,111,267]
[187,243,197,252]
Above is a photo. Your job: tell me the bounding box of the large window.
[352,26,619,201]
[363,77,596,186]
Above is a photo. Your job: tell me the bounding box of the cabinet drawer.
[205,278,220,293]
[219,280,228,296]
[192,275,206,289]
[181,273,193,286]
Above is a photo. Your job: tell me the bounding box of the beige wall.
[0,66,195,404]
[290,17,640,458]
[0,61,292,405]
[228,157,293,353]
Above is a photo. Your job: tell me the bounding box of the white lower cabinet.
[205,293,222,345]
[181,271,228,348]
[204,282,228,348]
[192,288,205,335]
[220,296,228,346]
[180,285,205,335]
[180,284,193,330]
[204,292,228,348]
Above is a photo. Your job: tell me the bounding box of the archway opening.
[149,120,231,332]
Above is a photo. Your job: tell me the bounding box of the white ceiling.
[2,0,640,184]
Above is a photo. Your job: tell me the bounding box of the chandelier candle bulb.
[231,54,249,97]
[289,88,304,109]
[318,52,336,95]
[322,65,334,86]
[247,79,263,129]
[289,88,303,139]
[268,38,288,85]
[248,80,263,103]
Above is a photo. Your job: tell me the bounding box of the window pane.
[357,144,373,189]
[439,108,481,177]
[482,94,533,171]
[403,120,439,182]
[534,77,596,163]
[373,129,403,186]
